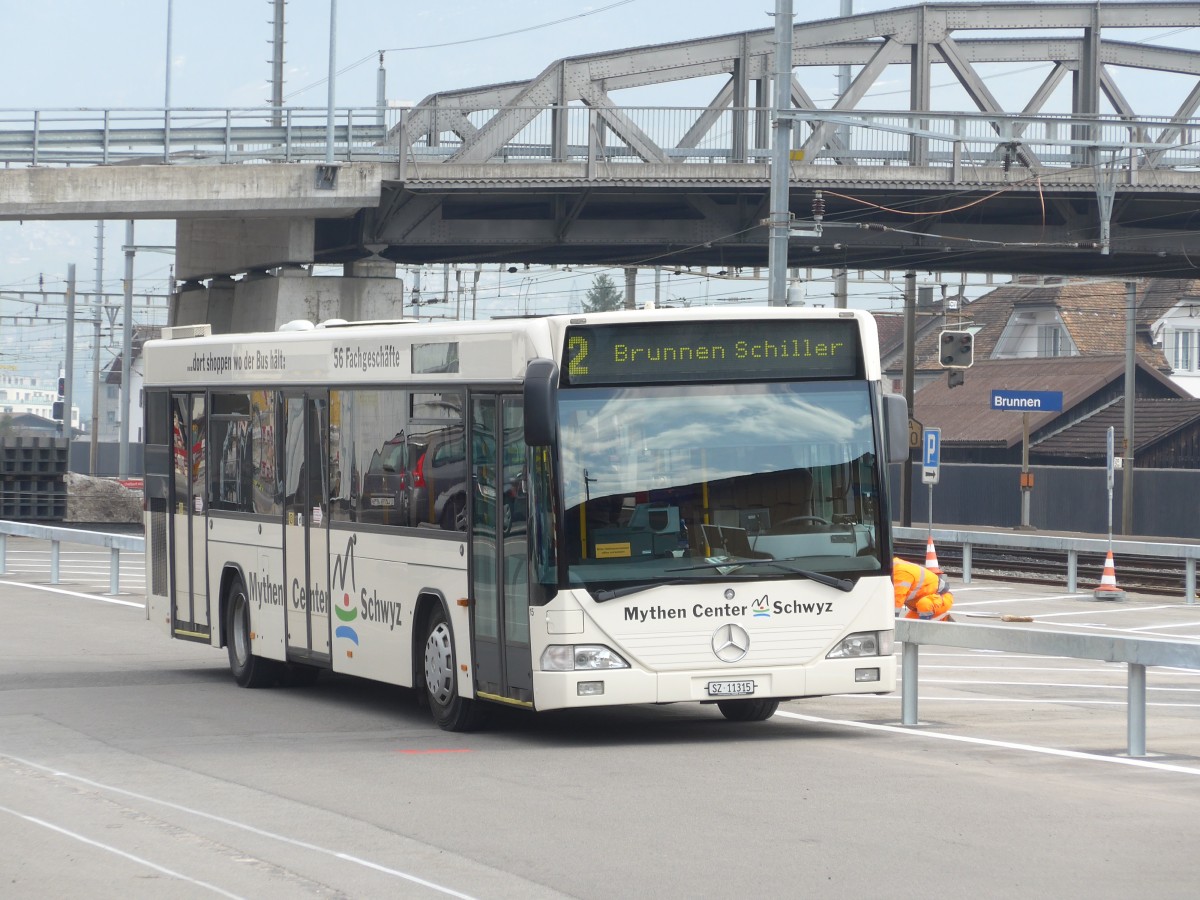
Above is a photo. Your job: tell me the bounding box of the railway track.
[894,538,1189,597]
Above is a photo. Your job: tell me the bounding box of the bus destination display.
[563,319,860,385]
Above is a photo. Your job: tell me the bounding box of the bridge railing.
[398,106,1200,177]
[0,106,396,166]
[3,105,1200,177]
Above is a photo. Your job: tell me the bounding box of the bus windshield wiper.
[593,579,688,602]
[668,558,855,592]
[746,558,856,592]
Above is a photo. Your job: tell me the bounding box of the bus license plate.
[707,680,755,697]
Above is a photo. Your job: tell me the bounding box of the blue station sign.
[990,389,1063,412]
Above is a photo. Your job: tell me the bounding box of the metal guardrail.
[893,526,1200,604]
[0,520,142,594]
[896,618,1200,757]
[2,105,1200,177]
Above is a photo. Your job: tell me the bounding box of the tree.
[582,273,624,313]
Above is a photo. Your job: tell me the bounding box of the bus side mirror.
[882,394,909,464]
[524,358,559,447]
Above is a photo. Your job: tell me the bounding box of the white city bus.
[142,307,909,730]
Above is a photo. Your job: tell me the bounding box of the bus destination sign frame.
[562,319,861,386]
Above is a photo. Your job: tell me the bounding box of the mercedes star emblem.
[712,623,750,663]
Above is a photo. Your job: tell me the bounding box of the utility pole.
[90,223,104,475]
[832,0,851,309]
[63,265,76,444]
[410,268,422,317]
[270,0,285,127]
[767,0,794,306]
[325,0,337,165]
[1122,280,1136,534]
[900,271,916,527]
[163,0,173,162]
[120,222,134,478]
[377,52,387,129]
[471,264,481,320]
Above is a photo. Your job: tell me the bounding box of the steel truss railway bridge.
[5,2,1200,324]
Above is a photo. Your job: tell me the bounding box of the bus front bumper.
[529,656,895,712]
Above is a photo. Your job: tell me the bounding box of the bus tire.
[422,605,483,731]
[717,698,779,722]
[226,577,279,689]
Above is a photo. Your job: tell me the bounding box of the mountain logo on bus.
[332,535,360,645]
[751,596,770,618]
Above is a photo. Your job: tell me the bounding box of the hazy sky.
[3,0,1199,399]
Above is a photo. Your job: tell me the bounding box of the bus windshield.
[557,381,884,592]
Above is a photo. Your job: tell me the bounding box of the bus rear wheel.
[717,698,780,722]
[423,605,483,731]
[226,578,279,688]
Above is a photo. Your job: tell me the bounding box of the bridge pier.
[170,263,406,332]
[172,215,406,331]
[207,275,237,332]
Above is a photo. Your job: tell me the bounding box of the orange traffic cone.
[924,535,943,574]
[1092,550,1126,601]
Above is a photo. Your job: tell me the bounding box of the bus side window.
[210,392,254,512]
[250,390,280,518]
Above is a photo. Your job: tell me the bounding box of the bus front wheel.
[226,578,279,689]
[717,698,780,722]
[422,606,483,731]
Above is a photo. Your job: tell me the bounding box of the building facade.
[96,326,160,443]
[0,374,80,432]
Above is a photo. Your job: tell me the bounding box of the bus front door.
[282,392,331,664]
[169,392,210,641]
[469,395,532,707]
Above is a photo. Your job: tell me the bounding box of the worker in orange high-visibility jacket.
[892,557,954,620]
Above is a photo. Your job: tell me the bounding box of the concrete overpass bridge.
[4,1,1200,327]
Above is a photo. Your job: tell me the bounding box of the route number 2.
[567,335,589,377]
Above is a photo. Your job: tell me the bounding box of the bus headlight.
[826,630,893,659]
[540,644,630,671]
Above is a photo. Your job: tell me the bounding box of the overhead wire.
[284,1,638,102]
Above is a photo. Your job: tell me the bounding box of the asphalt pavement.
[0,536,1198,898]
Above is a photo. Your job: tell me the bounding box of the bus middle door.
[469,394,532,707]
[169,392,210,641]
[282,392,331,664]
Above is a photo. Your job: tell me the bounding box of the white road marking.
[1130,620,1200,632]
[3,755,479,899]
[1031,605,1177,618]
[776,711,1200,775]
[1021,622,1200,641]
[0,578,144,608]
[0,802,246,899]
